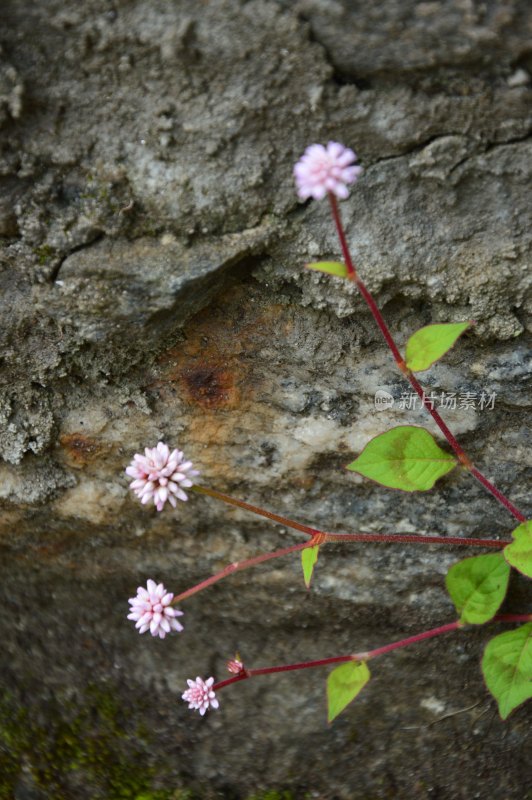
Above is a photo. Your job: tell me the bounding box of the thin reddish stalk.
[469,467,525,522]
[328,193,526,523]
[323,532,508,548]
[172,540,310,604]
[328,192,358,281]
[407,369,471,463]
[192,484,510,549]
[173,487,510,605]
[191,484,320,537]
[213,613,531,691]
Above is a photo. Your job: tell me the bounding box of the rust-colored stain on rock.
[156,284,282,411]
[180,364,238,409]
[59,433,105,467]
[152,285,294,475]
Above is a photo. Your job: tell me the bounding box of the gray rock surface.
[0,1,530,798]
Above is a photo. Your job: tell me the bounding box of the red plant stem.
[172,541,310,604]
[328,190,358,281]
[328,193,526,523]
[322,531,508,548]
[469,466,525,521]
[213,613,532,691]
[191,484,320,537]
[172,487,510,604]
[192,485,510,549]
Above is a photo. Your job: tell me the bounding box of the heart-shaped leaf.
[346,426,456,491]
[306,261,348,278]
[405,322,471,372]
[504,521,532,578]
[301,545,320,589]
[446,553,511,624]
[327,661,371,723]
[482,623,532,719]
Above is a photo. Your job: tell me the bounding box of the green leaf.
[306,261,348,278]
[405,322,471,372]
[504,520,532,578]
[346,426,456,491]
[446,553,511,624]
[301,545,320,589]
[327,661,371,723]
[482,623,532,719]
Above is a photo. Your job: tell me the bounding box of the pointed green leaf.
[446,553,511,624]
[482,623,532,719]
[346,426,456,491]
[405,322,471,372]
[504,520,532,578]
[301,544,320,589]
[306,261,348,278]
[327,661,370,723]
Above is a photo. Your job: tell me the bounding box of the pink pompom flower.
[126,442,199,512]
[294,141,362,201]
[127,579,184,638]
[182,676,219,715]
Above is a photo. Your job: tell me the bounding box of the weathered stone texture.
[0,1,530,798]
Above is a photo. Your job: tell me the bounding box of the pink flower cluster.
[182,676,219,715]
[126,442,199,512]
[127,579,184,638]
[294,142,362,201]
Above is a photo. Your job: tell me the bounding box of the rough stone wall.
[0,1,530,798]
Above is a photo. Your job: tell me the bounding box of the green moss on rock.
[0,687,190,800]
[245,792,297,800]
